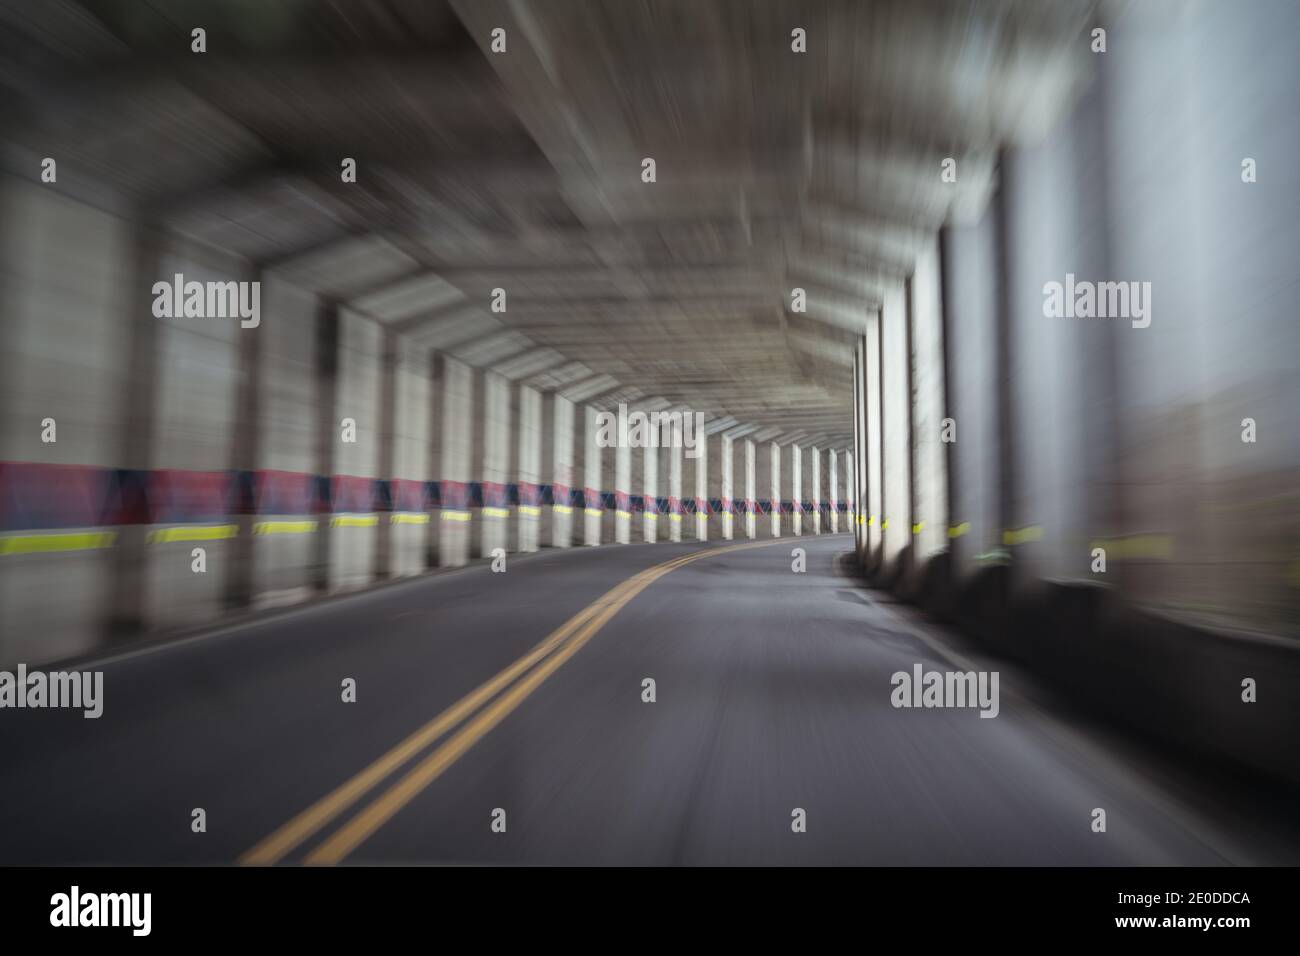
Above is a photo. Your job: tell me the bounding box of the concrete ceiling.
[0,0,1099,449]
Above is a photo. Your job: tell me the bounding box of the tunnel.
[1,0,1299,890]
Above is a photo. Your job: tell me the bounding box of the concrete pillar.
[432,354,472,567]
[767,441,781,537]
[692,432,708,541]
[866,312,884,568]
[810,446,822,535]
[706,434,721,539]
[882,282,912,574]
[106,225,167,638]
[515,384,542,552]
[545,393,574,548]
[829,449,839,533]
[743,438,756,539]
[327,309,383,591]
[720,434,734,540]
[387,336,431,577]
[599,409,617,544]
[252,279,322,609]
[473,371,511,559]
[668,418,683,541]
[785,442,795,535]
[642,418,659,542]
[225,263,264,610]
[374,330,397,581]
[581,405,602,545]
[614,440,631,543]
[844,450,855,541]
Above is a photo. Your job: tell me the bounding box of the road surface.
[1,534,1295,865]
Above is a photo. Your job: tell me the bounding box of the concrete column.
[599,409,617,544]
[720,434,734,540]
[791,444,802,535]
[309,300,341,588]
[866,312,884,568]
[252,278,322,609]
[328,309,382,591]
[515,384,542,552]
[614,439,631,543]
[546,393,574,547]
[473,371,511,559]
[432,353,472,567]
[844,450,855,541]
[374,330,397,580]
[810,446,822,535]
[882,282,912,575]
[581,405,602,545]
[693,432,708,541]
[829,449,839,533]
[379,332,431,580]
[642,418,659,542]
[225,263,264,610]
[107,224,167,638]
[668,418,683,541]
[767,441,781,537]
[706,434,721,539]
[387,336,431,577]
[743,438,756,539]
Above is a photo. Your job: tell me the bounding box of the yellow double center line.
[241,537,781,866]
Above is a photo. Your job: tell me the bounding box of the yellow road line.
[243,538,777,865]
[240,575,649,866]
[305,539,775,864]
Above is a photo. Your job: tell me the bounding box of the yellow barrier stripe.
[0,531,117,555]
[253,520,318,536]
[552,505,572,515]
[482,507,510,518]
[584,508,603,517]
[518,505,541,517]
[911,521,924,535]
[440,510,471,522]
[1088,534,1174,559]
[1002,526,1043,546]
[948,522,970,539]
[146,524,238,544]
[390,513,430,525]
[331,515,379,528]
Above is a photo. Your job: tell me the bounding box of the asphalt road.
[1,534,1295,865]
